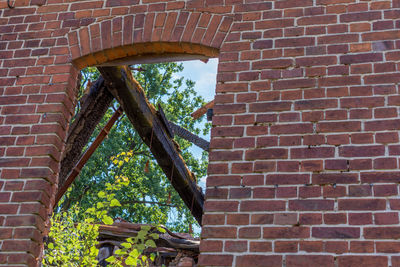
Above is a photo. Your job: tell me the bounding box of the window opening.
[44,59,218,266]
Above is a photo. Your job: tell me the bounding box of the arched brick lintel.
[67,11,233,69]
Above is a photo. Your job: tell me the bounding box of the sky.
[174,58,219,189]
[177,58,218,102]
[166,59,219,232]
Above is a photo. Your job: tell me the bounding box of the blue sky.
[175,58,218,188]
[164,59,219,231]
[178,58,218,102]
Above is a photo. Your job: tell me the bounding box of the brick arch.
[67,12,233,69]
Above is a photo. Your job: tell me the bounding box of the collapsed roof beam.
[55,107,123,206]
[169,121,209,152]
[59,77,114,188]
[97,66,204,225]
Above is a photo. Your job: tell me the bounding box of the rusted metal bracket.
[7,0,15,8]
[97,66,204,225]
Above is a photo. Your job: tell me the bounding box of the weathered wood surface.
[97,66,204,225]
[59,77,114,187]
[169,122,209,152]
[55,107,123,205]
[191,100,214,120]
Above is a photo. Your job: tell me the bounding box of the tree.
[57,62,209,233]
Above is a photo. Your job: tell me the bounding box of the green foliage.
[58,62,209,232]
[43,207,99,266]
[106,225,166,267]
[44,179,162,266]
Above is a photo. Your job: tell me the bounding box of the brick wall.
[1,0,400,266]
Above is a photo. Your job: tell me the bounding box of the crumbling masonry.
[2,0,400,266]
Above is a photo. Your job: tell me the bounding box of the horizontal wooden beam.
[97,66,204,225]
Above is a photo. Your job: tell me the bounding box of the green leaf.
[129,249,139,258]
[110,199,121,207]
[97,202,104,209]
[121,242,132,249]
[125,256,137,266]
[150,233,158,239]
[106,256,116,263]
[145,239,156,248]
[102,215,113,225]
[137,244,145,251]
[86,207,95,214]
[48,243,54,249]
[157,227,166,233]
[114,249,125,255]
[141,225,151,231]
[98,191,106,198]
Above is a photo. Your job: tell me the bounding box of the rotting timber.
[97,66,205,225]
[59,77,114,187]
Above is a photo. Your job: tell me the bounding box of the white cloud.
[177,58,218,102]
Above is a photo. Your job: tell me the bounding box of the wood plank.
[59,77,114,187]
[55,107,123,206]
[97,66,204,225]
[191,100,214,120]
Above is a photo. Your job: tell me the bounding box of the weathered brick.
[339,199,386,210]
[236,255,282,267]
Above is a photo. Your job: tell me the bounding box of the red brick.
[239,227,261,238]
[198,255,233,266]
[299,241,323,252]
[350,241,374,253]
[338,256,387,267]
[199,240,222,252]
[374,212,399,225]
[236,255,282,267]
[339,199,386,210]
[241,200,285,211]
[291,147,335,159]
[299,213,322,225]
[349,213,373,225]
[245,148,287,160]
[327,134,350,145]
[266,174,308,185]
[290,200,334,211]
[202,227,237,239]
[251,214,274,224]
[249,241,272,252]
[325,241,348,254]
[275,241,297,252]
[324,213,347,225]
[361,171,400,183]
[263,227,310,239]
[312,227,360,239]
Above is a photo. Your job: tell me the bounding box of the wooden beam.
[55,107,123,206]
[191,100,214,120]
[59,77,114,187]
[169,122,209,152]
[97,66,204,225]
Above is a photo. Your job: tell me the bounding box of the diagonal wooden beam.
[59,77,114,187]
[97,66,204,225]
[55,107,123,206]
[191,100,214,120]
